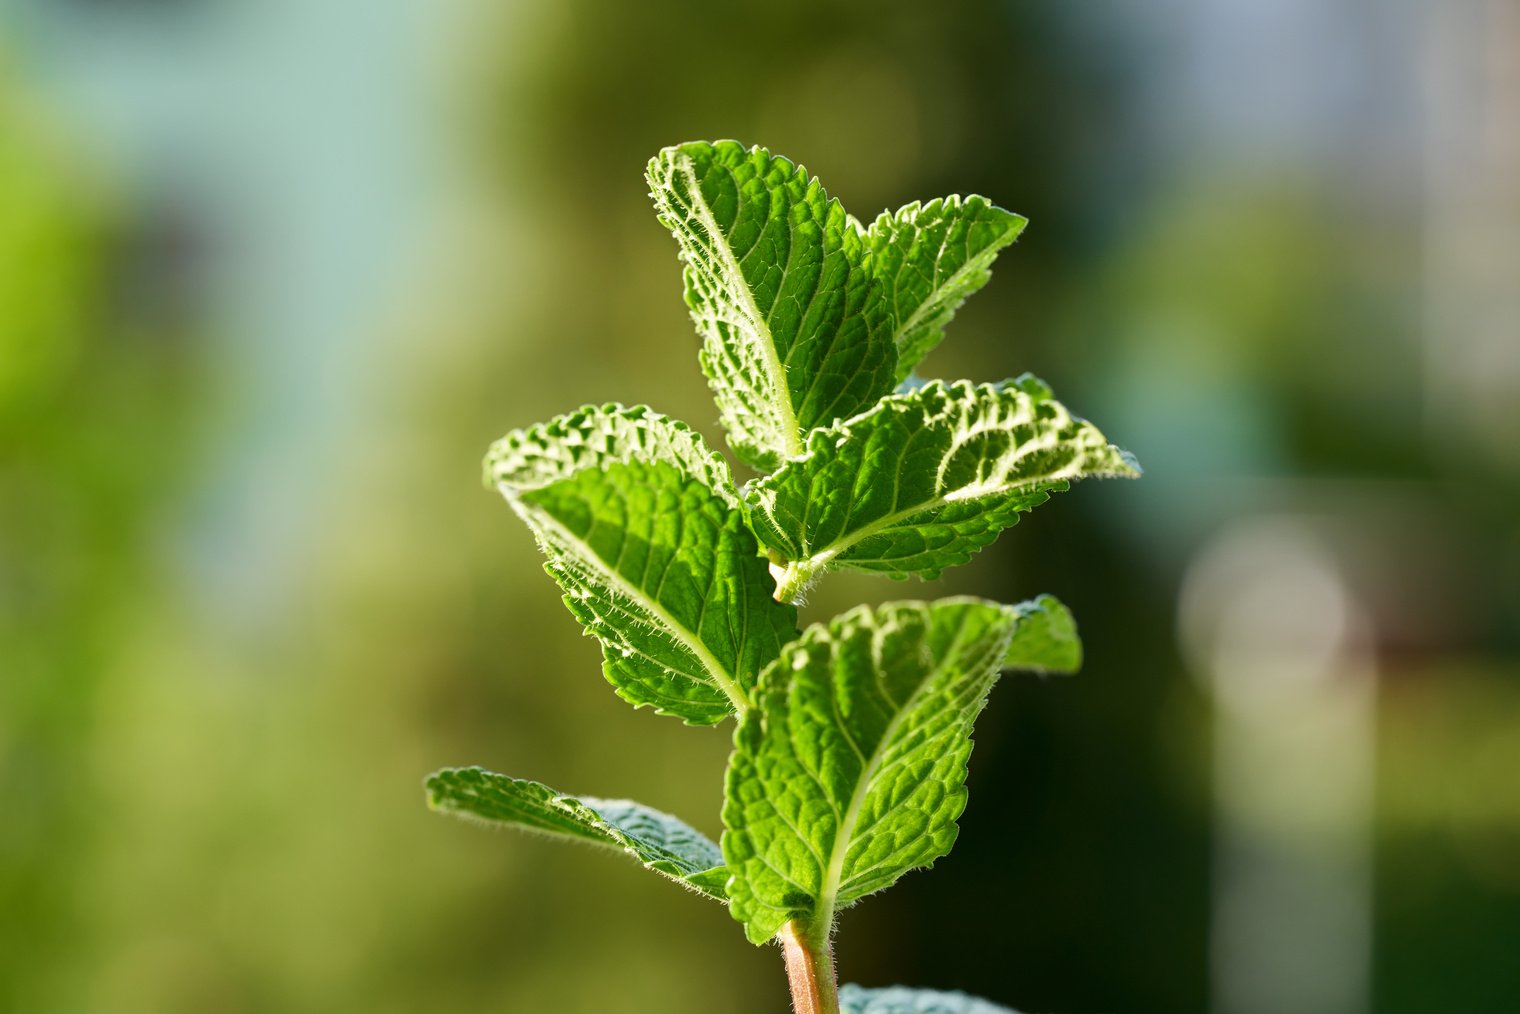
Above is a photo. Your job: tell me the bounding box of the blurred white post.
[1181,518,1375,1014]
[1422,0,1520,473]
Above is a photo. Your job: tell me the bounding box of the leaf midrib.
[811,611,976,930]
[881,202,1021,358]
[767,429,1072,577]
[674,151,804,459]
[892,255,990,353]
[506,488,748,718]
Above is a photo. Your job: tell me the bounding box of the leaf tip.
[1000,595,1083,675]
[1007,372,1053,400]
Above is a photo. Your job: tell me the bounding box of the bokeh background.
[3,1,1518,1012]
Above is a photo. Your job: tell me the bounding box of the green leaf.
[646,140,895,470]
[839,985,1022,1014]
[518,460,796,724]
[484,402,739,506]
[487,405,796,724]
[867,196,1028,383]
[722,599,1020,943]
[748,377,1140,593]
[1003,593,1082,673]
[426,767,727,900]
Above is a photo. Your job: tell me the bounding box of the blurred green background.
[2,1,1518,1012]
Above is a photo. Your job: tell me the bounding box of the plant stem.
[770,559,812,604]
[780,919,839,1014]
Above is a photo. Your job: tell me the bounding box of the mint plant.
[426,141,1139,1014]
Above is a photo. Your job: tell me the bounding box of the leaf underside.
[867,195,1028,384]
[747,376,1140,583]
[426,767,727,899]
[840,985,1022,1014]
[722,599,1020,943]
[647,140,895,470]
[488,405,796,724]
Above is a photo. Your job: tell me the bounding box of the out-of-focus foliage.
[0,57,183,1006]
[2,1,1517,1012]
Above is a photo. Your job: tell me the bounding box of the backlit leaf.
[748,377,1139,594]
[867,196,1027,383]
[1002,593,1082,674]
[487,405,796,723]
[647,140,895,470]
[722,599,1019,943]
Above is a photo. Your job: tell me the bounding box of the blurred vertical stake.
[1181,518,1374,1014]
[1421,0,1520,474]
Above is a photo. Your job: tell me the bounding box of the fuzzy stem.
[770,559,813,604]
[780,920,839,1014]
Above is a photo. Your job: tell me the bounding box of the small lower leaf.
[840,985,1022,1013]
[426,767,727,901]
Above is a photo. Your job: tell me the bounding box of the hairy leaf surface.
[488,405,795,723]
[517,461,795,723]
[868,196,1027,383]
[647,140,895,469]
[722,599,1019,943]
[426,767,727,899]
[748,377,1139,589]
[840,985,1021,1013]
[485,402,737,505]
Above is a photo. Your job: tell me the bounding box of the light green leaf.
[426,767,727,900]
[484,402,738,507]
[646,140,895,470]
[868,196,1028,383]
[722,599,1019,944]
[517,460,796,724]
[488,405,796,724]
[840,985,1022,1014]
[1003,593,1082,674]
[748,377,1140,594]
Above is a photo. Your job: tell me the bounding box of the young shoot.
[426,140,1139,1014]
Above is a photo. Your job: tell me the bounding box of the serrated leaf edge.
[810,601,1015,926]
[484,402,740,508]
[755,377,1139,593]
[726,598,1019,942]
[867,195,1028,372]
[648,142,807,460]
